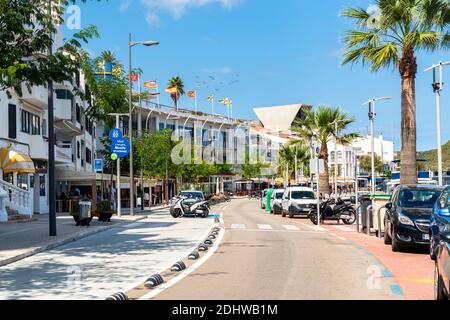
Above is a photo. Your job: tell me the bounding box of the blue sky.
[65,0,450,151]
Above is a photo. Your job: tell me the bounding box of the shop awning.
[0,148,36,174]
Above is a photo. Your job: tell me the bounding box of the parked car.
[270,189,285,214]
[281,186,317,218]
[430,186,450,260]
[384,185,443,252]
[434,230,450,300]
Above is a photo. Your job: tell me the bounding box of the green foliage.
[277,142,310,181]
[0,0,100,96]
[359,155,385,174]
[168,76,185,108]
[341,0,450,71]
[98,200,112,213]
[417,141,450,171]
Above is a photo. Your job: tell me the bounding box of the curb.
[0,216,147,268]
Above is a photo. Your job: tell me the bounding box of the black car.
[435,230,450,300]
[384,185,443,252]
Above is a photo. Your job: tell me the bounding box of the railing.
[0,188,7,222]
[0,180,33,219]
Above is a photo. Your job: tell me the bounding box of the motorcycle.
[170,196,210,218]
[309,197,356,225]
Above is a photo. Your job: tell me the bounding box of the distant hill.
[417,141,450,172]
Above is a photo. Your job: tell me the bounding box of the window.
[291,191,316,200]
[399,189,440,209]
[77,141,80,159]
[20,110,40,135]
[55,89,73,100]
[76,104,81,123]
[8,104,17,139]
[39,175,46,197]
[330,151,335,162]
[86,147,92,164]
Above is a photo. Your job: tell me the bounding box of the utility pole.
[425,61,450,187]
[48,0,56,236]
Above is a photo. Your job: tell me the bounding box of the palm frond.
[366,42,399,70]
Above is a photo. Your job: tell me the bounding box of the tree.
[342,0,450,185]
[277,142,310,183]
[168,76,185,110]
[292,106,360,194]
[0,0,100,97]
[359,155,385,175]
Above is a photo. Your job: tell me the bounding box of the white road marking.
[332,226,355,232]
[306,225,327,232]
[231,224,246,229]
[219,218,224,225]
[331,233,347,241]
[139,227,226,300]
[257,224,273,230]
[283,225,300,231]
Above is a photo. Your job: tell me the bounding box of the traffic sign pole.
[116,115,121,217]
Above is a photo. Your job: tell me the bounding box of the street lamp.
[363,97,392,194]
[128,33,159,216]
[425,61,450,187]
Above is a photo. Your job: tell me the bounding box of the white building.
[0,28,97,221]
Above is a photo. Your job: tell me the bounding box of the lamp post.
[128,34,159,215]
[363,97,391,194]
[425,61,450,187]
[331,119,346,200]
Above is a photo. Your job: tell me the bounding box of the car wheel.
[384,224,392,245]
[391,226,401,252]
[435,261,447,300]
[281,210,286,218]
[430,235,437,261]
[289,213,294,219]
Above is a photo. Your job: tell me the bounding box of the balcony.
[54,98,73,121]
[55,145,73,164]
[19,84,47,110]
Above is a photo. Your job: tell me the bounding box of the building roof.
[253,104,312,132]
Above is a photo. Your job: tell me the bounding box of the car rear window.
[291,191,316,200]
[181,192,204,199]
[399,189,440,208]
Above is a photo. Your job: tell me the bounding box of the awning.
[0,148,36,174]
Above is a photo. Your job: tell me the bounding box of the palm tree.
[168,76,185,110]
[342,0,450,185]
[292,106,360,194]
[277,142,310,184]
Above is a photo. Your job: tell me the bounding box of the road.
[153,198,403,300]
[0,208,214,300]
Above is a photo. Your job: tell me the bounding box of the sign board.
[94,159,103,172]
[110,139,131,158]
[109,128,123,141]
[309,159,325,174]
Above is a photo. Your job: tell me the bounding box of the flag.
[144,81,158,89]
[126,73,139,82]
[187,90,196,98]
[207,95,214,101]
[219,97,232,106]
[165,86,177,94]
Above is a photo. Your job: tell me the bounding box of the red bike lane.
[296,219,435,300]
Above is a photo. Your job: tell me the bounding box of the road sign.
[110,139,131,158]
[310,159,325,174]
[94,159,104,172]
[109,128,123,141]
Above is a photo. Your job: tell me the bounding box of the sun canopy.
[0,148,35,174]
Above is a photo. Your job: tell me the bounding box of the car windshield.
[275,192,284,199]
[291,191,316,200]
[399,189,440,208]
[181,192,203,199]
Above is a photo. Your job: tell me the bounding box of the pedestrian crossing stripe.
[283,225,300,231]
[307,225,327,232]
[257,224,273,230]
[231,224,246,229]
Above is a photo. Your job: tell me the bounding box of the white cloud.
[119,0,132,13]
[141,0,241,25]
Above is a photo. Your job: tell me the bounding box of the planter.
[98,211,114,222]
[72,215,93,226]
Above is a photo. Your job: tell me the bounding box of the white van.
[270,189,285,214]
[281,186,317,218]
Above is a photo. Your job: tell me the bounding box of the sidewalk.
[0,205,170,267]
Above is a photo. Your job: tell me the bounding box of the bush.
[98,200,112,213]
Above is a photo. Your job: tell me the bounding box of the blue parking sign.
[94,159,103,172]
[110,139,131,158]
[109,128,123,141]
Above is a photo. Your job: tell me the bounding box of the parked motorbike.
[309,197,356,225]
[170,196,210,218]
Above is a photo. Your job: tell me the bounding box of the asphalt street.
[153,198,402,300]
[0,209,214,300]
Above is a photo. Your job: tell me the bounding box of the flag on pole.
[144,80,158,89]
[207,95,214,101]
[165,86,177,94]
[126,73,139,82]
[187,90,196,98]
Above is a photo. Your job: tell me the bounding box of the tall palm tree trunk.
[319,144,331,195]
[399,48,418,185]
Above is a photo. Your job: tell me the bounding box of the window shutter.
[8,104,17,139]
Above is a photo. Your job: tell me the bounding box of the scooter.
[170,196,210,218]
[309,197,356,225]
